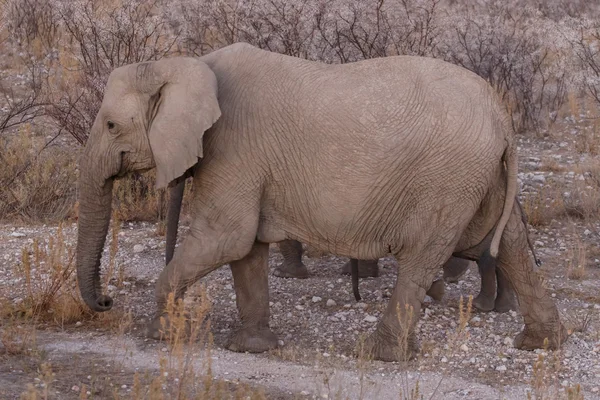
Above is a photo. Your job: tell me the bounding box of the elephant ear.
[145,58,221,189]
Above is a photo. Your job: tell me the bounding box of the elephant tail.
[489,135,518,258]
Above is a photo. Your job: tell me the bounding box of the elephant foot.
[494,292,518,313]
[341,260,379,278]
[473,293,495,312]
[226,326,279,353]
[513,323,568,351]
[273,262,309,279]
[361,328,418,362]
[146,312,190,341]
[425,279,445,301]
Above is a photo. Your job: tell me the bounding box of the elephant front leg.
[498,204,567,350]
[227,242,278,353]
[273,240,309,279]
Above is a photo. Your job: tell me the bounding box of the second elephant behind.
[275,239,516,312]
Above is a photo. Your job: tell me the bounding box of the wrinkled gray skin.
[76,43,566,362]
[166,180,515,311]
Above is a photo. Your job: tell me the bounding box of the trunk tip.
[87,294,113,312]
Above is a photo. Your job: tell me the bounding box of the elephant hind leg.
[497,203,567,350]
[227,242,278,353]
[494,267,517,313]
[473,251,497,312]
[273,240,309,279]
[363,247,454,362]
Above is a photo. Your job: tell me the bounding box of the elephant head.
[76,58,221,312]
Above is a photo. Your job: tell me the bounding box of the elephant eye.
[107,121,115,130]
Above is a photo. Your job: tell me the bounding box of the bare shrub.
[440,1,569,133]
[0,126,77,222]
[6,0,61,51]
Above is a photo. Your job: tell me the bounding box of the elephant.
[75,42,566,362]
[165,180,518,311]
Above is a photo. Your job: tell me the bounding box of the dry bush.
[113,171,167,223]
[562,179,600,221]
[521,186,566,227]
[566,235,587,280]
[0,126,77,222]
[0,224,125,329]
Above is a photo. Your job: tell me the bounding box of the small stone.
[224,284,233,290]
[10,232,26,238]
[441,357,448,363]
[496,365,507,372]
[75,321,82,327]
[504,337,513,346]
[534,241,544,247]
[295,305,304,310]
[354,302,367,309]
[121,385,127,389]
[591,388,599,393]
[322,352,330,357]
[460,344,469,352]
[71,385,80,392]
[326,299,336,307]
[133,244,145,253]
[312,296,322,303]
[363,315,377,323]
[278,340,285,347]
[584,229,591,236]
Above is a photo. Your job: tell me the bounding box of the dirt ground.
[1,133,600,399]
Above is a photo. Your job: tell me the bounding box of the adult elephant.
[166,181,518,312]
[75,43,566,361]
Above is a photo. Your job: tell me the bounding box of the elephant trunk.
[76,166,115,312]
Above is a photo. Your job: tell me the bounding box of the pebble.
[504,337,513,346]
[10,232,26,237]
[312,296,322,303]
[460,344,469,352]
[326,299,336,307]
[363,315,377,323]
[133,244,145,253]
[496,365,507,372]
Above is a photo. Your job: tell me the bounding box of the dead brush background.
[2,0,600,226]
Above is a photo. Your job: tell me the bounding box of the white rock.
[584,229,591,236]
[441,357,448,363]
[363,315,377,323]
[534,241,544,247]
[10,232,26,237]
[295,305,304,310]
[133,244,145,253]
[326,299,337,307]
[504,337,513,346]
[460,344,469,352]
[532,175,546,184]
[496,365,507,371]
[312,296,322,303]
[354,302,367,309]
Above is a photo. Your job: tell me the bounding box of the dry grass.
[0,126,77,223]
[566,234,588,280]
[521,185,567,227]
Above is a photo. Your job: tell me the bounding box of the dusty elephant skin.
[167,185,517,311]
[75,43,567,362]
